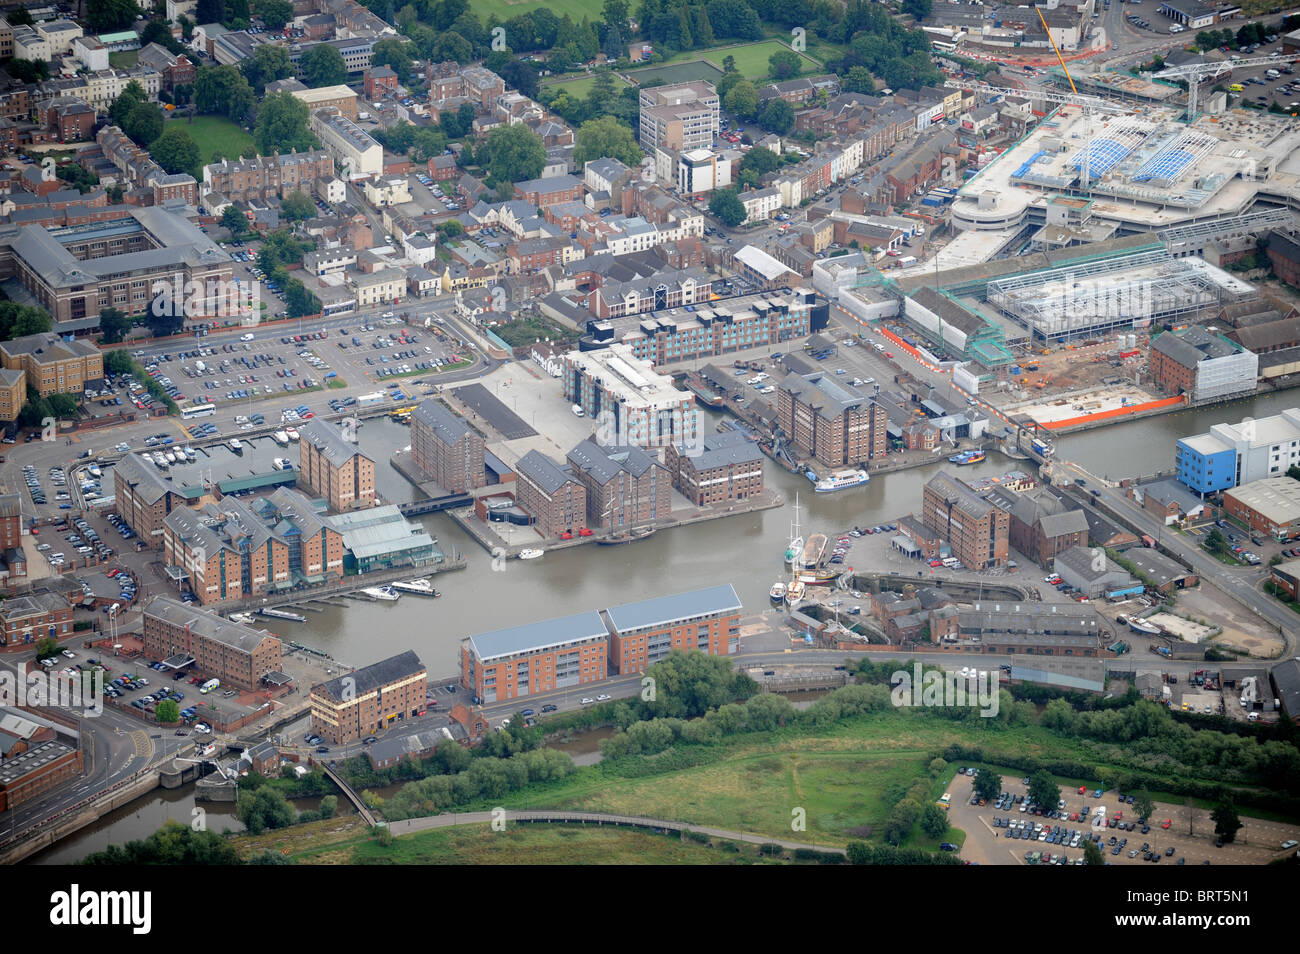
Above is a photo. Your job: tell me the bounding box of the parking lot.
[946,770,1300,866]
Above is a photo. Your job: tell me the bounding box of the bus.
[180,402,216,419]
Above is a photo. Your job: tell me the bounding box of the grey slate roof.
[143,596,277,654]
[114,452,175,506]
[605,583,742,633]
[467,610,609,662]
[412,399,474,446]
[300,418,368,469]
[689,430,763,470]
[313,650,425,703]
[515,450,575,496]
[566,439,659,484]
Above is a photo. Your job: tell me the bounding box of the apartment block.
[922,471,1010,570]
[142,596,283,691]
[202,150,334,202]
[601,583,741,675]
[310,650,427,744]
[561,344,698,451]
[410,399,486,494]
[0,368,23,422]
[0,333,103,397]
[298,418,376,512]
[665,429,764,506]
[565,438,670,529]
[460,611,609,703]
[639,82,719,153]
[114,453,198,549]
[514,450,587,538]
[777,372,887,469]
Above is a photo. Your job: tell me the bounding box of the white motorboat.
[361,585,399,601]
[518,549,544,560]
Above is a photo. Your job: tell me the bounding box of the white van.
[240,333,254,341]
[1266,69,1281,79]
[571,404,585,417]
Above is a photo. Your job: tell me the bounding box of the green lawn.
[166,115,254,165]
[469,0,603,22]
[689,39,825,80]
[540,72,631,97]
[109,50,137,69]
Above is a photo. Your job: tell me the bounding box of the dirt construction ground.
[1174,587,1285,658]
[946,772,1300,867]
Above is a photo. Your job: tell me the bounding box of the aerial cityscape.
[1,0,1300,883]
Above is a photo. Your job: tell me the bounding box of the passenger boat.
[272,430,290,446]
[361,585,400,601]
[956,451,985,466]
[391,578,439,597]
[518,548,544,560]
[815,469,869,493]
[770,581,787,603]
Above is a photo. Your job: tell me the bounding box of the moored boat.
[770,581,787,602]
[785,579,806,604]
[391,578,439,596]
[815,469,869,493]
[285,427,300,442]
[227,439,243,455]
[361,585,400,601]
[1125,615,1162,636]
[272,457,294,471]
[518,548,544,560]
[272,430,290,446]
[956,451,985,466]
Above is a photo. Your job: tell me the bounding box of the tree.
[281,190,315,221]
[48,394,78,419]
[1027,770,1059,812]
[7,306,52,338]
[151,127,201,176]
[283,279,321,318]
[437,219,464,239]
[197,0,225,23]
[722,54,736,73]
[110,81,149,128]
[319,794,338,819]
[193,65,255,121]
[142,20,186,55]
[254,91,318,155]
[99,307,133,344]
[34,636,59,661]
[155,699,180,723]
[235,787,295,835]
[480,123,546,187]
[301,44,348,88]
[221,205,248,236]
[920,802,949,838]
[499,60,540,99]
[5,58,47,83]
[1134,788,1155,823]
[1211,802,1242,843]
[972,767,1001,802]
[758,97,794,135]
[239,44,293,92]
[1083,839,1104,865]
[574,115,643,167]
[372,37,413,80]
[81,820,241,865]
[1205,528,1227,553]
[428,30,473,64]
[843,65,875,95]
[258,0,293,30]
[769,49,803,80]
[723,80,759,120]
[6,6,32,25]
[902,0,932,18]
[709,187,746,227]
[739,145,781,180]
[88,0,140,32]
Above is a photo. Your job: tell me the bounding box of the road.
[1052,459,1297,656]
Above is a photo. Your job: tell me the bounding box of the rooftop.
[466,610,609,663]
[313,650,425,703]
[143,596,278,654]
[605,583,742,634]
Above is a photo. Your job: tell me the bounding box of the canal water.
[36,388,1300,860]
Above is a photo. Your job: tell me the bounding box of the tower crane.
[1153,53,1300,120]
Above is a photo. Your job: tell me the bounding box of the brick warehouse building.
[410,399,486,494]
[298,418,376,512]
[664,430,764,506]
[602,584,741,675]
[114,452,200,549]
[310,650,428,744]
[141,596,283,691]
[566,439,671,529]
[922,471,1010,570]
[514,450,588,538]
[0,593,74,646]
[461,610,610,703]
[777,371,888,469]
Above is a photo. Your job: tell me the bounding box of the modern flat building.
[114,452,203,549]
[410,399,486,494]
[0,333,102,397]
[1150,325,1257,405]
[664,429,764,506]
[922,471,1010,570]
[639,82,719,153]
[298,418,375,512]
[1176,408,1300,495]
[777,371,887,470]
[565,439,670,529]
[1223,476,1300,541]
[141,596,283,691]
[309,108,383,178]
[288,83,359,119]
[460,610,609,703]
[601,583,741,675]
[562,344,698,451]
[310,650,427,744]
[514,450,588,539]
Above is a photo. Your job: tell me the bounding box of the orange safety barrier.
[1037,394,1184,431]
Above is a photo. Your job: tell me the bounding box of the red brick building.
[310,650,428,744]
[364,65,398,100]
[44,97,94,143]
[0,493,21,550]
[566,439,672,529]
[777,371,888,469]
[0,593,74,647]
[141,596,283,691]
[410,399,486,494]
[921,472,1010,570]
[514,450,587,538]
[664,430,764,506]
[602,583,741,675]
[460,611,609,703]
[513,174,582,206]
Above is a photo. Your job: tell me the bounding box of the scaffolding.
[985,249,1252,341]
[1159,207,1296,252]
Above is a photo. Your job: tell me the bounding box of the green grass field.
[692,39,825,79]
[539,72,632,97]
[109,50,137,69]
[470,0,603,23]
[165,115,254,164]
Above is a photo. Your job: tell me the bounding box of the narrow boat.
[815,469,869,493]
[956,451,985,466]
[518,548,544,560]
[361,585,400,601]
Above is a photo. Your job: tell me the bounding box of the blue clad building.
[1176,433,1237,495]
